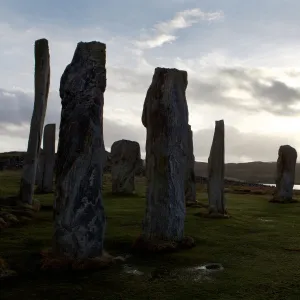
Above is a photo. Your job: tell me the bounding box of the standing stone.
[185,125,197,205]
[207,120,227,217]
[35,151,44,186]
[271,145,297,203]
[111,139,141,195]
[140,67,189,243]
[53,41,107,259]
[19,38,50,205]
[36,124,56,193]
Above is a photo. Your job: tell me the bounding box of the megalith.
[207,120,227,217]
[35,149,44,186]
[19,38,50,205]
[185,125,197,205]
[111,139,141,195]
[271,145,297,203]
[36,124,56,193]
[53,41,107,260]
[137,67,191,248]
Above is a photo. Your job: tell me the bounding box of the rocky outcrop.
[271,145,297,203]
[53,41,107,259]
[111,139,141,194]
[207,120,227,217]
[138,67,190,246]
[185,125,196,205]
[19,39,50,205]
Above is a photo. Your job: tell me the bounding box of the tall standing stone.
[271,145,297,203]
[53,41,107,259]
[36,124,56,193]
[140,67,189,243]
[185,125,196,205]
[111,139,141,195]
[207,120,227,216]
[19,38,50,205]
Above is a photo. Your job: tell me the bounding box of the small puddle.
[258,218,274,222]
[171,263,224,282]
[122,264,144,276]
[121,261,224,282]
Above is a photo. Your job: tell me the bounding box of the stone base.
[0,257,17,280]
[40,250,125,271]
[0,199,40,229]
[186,201,209,208]
[269,198,298,204]
[132,235,196,254]
[194,211,230,219]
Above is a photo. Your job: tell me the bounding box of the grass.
[1,171,300,300]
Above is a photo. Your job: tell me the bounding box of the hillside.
[194,161,300,184]
[2,151,300,184]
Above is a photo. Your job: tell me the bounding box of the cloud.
[135,8,224,49]
[0,87,146,154]
[1,85,299,163]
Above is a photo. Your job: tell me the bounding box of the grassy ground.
[1,171,300,300]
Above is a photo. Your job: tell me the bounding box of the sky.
[1,0,300,162]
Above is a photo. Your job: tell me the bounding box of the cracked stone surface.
[53,41,107,259]
[141,67,189,242]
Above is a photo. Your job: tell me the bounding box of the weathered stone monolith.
[19,38,50,205]
[271,145,297,203]
[111,139,141,195]
[134,67,194,252]
[185,125,197,205]
[207,120,227,217]
[53,41,107,260]
[36,124,56,193]
[35,150,44,186]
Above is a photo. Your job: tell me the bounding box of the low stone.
[40,249,116,271]
[0,217,8,229]
[132,235,195,254]
[272,145,297,203]
[0,257,17,279]
[0,212,19,225]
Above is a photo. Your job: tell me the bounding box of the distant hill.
[194,161,300,184]
[1,151,300,184]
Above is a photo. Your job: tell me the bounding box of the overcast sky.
[1,0,300,162]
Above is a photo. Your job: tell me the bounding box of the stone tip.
[35,39,49,51]
[153,67,188,87]
[216,119,224,125]
[44,123,56,129]
[73,41,106,64]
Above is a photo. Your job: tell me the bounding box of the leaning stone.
[271,145,297,203]
[185,125,196,204]
[137,67,189,245]
[207,120,227,217]
[53,41,107,260]
[19,39,50,205]
[111,139,141,195]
